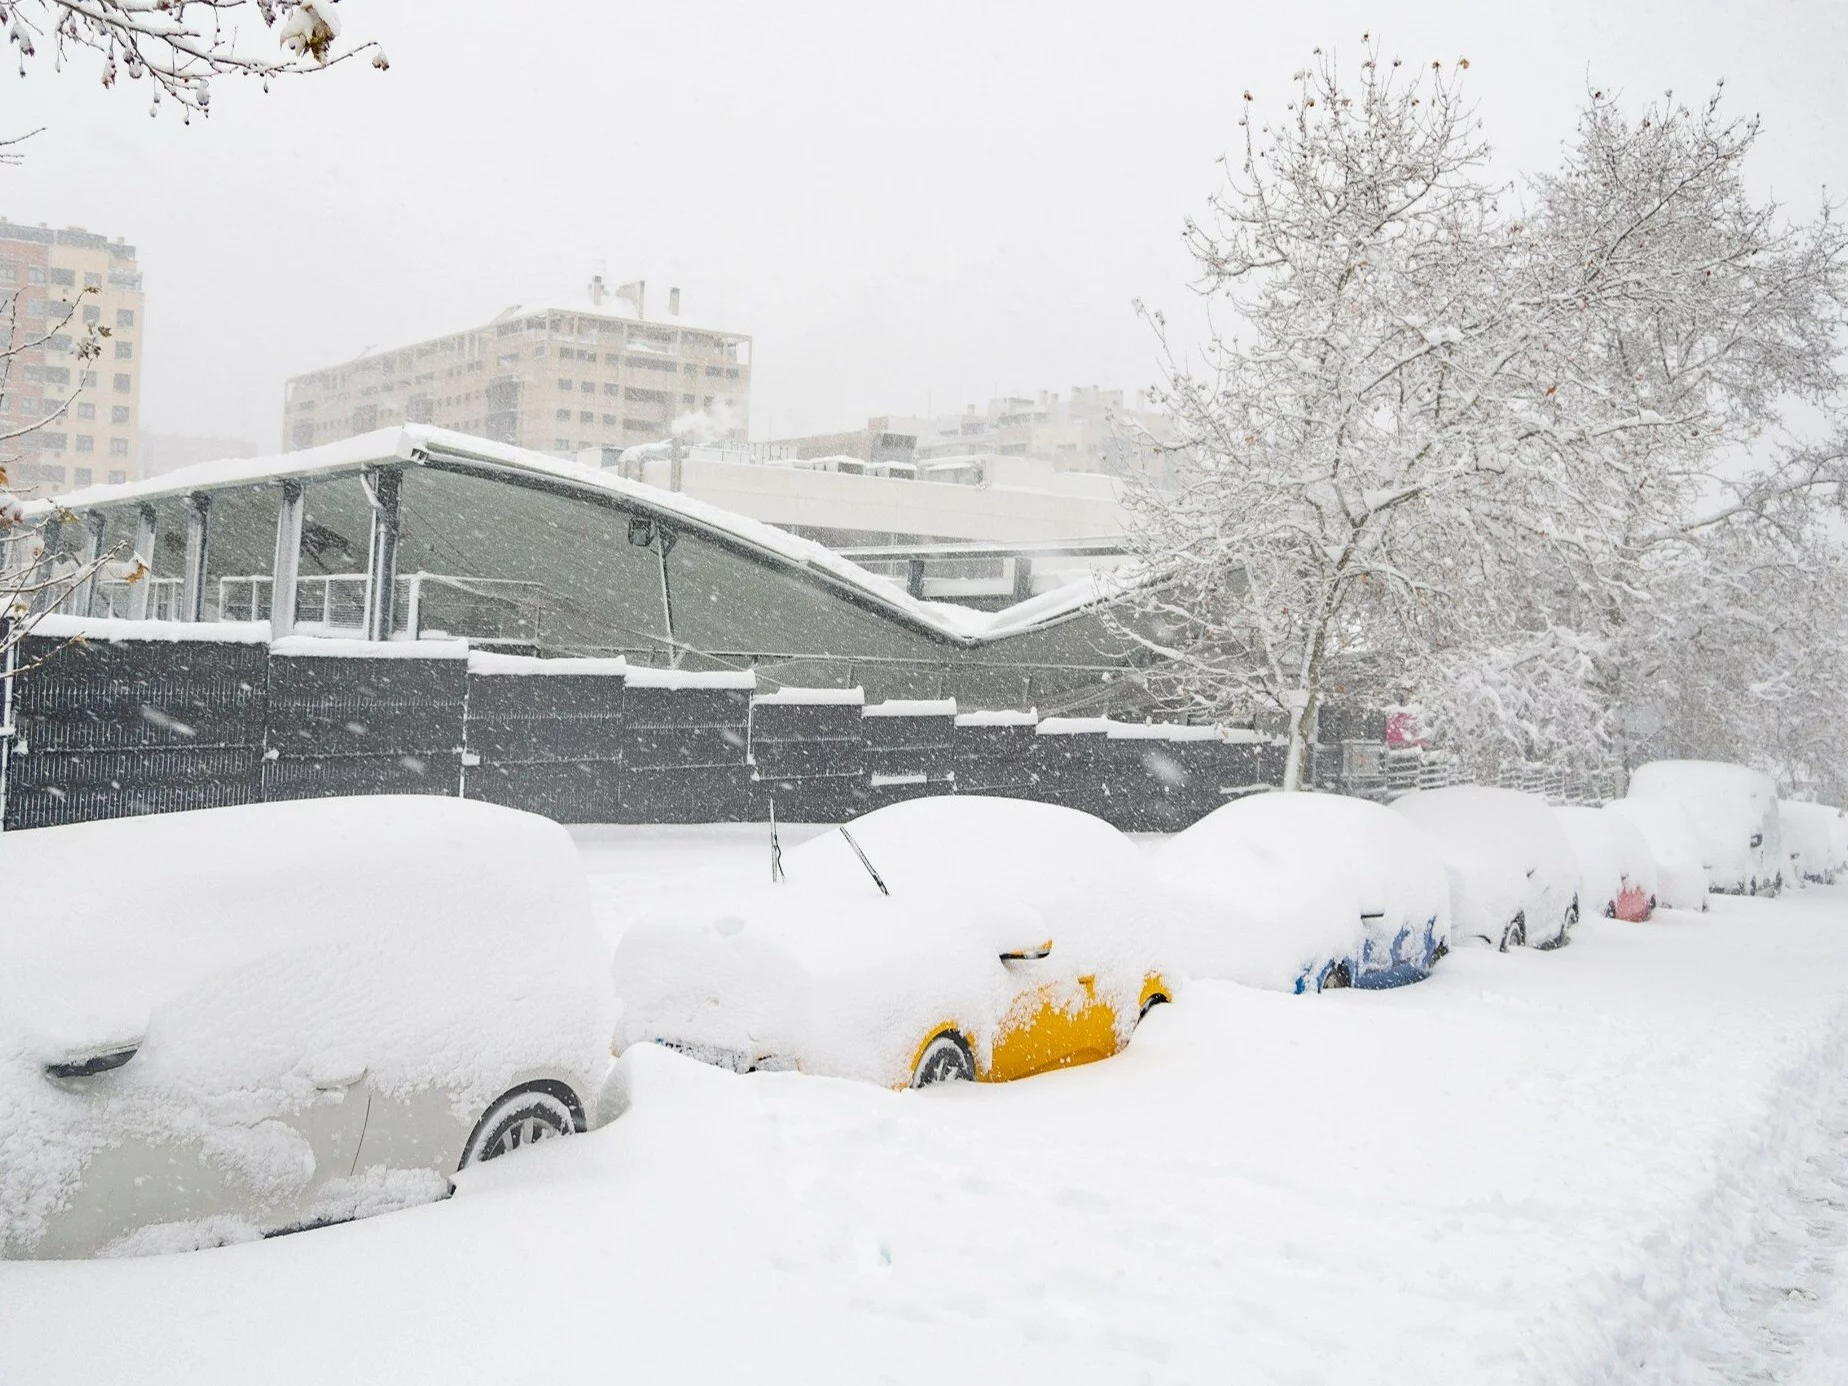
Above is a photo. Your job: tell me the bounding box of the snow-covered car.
[1627,761,1783,895]
[1157,791,1450,993]
[610,796,1172,1089]
[1,797,614,1260]
[1779,800,1848,886]
[1604,797,1711,910]
[1552,805,1658,922]
[1391,786,1579,951]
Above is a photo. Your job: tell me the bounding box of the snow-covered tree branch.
[1118,45,1848,792]
[2,0,385,118]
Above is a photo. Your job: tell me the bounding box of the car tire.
[912,1030,976,1087]
[1318,961,1353,992]
[1564,897,1580,930]
[459,1081,584,1169]
[1501,912,1527,952]
[1138,992,1171,1023]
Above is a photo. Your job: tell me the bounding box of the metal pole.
[181,491,212,622]
[363,467,403,642]
[270,479,304,636]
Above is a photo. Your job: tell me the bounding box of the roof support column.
[180,491,211,622]
[125,503,156,621]
[270,479,304,638]
[73,511,106,617]
[363,466,402,642]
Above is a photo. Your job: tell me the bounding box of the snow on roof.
[954,709,1039,727]
[25,425,1127,649]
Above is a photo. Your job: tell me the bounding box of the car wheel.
[1501,912,1527,952]
[459,1081,584,1169]
[1318,961,1353,991]
[912,1030,976,1087]
[1565,897,1580,930]
[1138,992,1171,1022]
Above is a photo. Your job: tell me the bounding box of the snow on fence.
[0,622,1506,834]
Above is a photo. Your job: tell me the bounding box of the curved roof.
[28,425,1142,648]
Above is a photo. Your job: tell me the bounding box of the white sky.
[3,0,1844,450]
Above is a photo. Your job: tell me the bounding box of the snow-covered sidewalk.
[3,832,1847,1385]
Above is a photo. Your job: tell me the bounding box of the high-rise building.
[283,280,751,455]
[0,220,146,492]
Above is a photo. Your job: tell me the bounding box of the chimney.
[589,274,605,306]
[668,287,681,316]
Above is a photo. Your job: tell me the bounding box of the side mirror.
[1000,940,1053,962]
[1749,833,1764,849]
[45,1045,138,1080]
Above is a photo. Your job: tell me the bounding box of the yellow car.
[610,797,1172,1089]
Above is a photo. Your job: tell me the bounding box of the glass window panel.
[395,466,669,656]
[89,505,145,618]
[200,484,279,622]
[664,530,944,670]
[296,475,372,630]
[144,496,191,621]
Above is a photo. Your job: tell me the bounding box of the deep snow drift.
[4,829,1848,1385]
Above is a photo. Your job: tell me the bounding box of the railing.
[210,572,545,642]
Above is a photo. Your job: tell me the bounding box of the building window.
[0,261,14,283]
[291,420,315,450]
[49,267,74,286]
[682,394,696,406]
[555,408,571,421]
[39,431,68,450]
[77,402,95,420]
[580,380,595,393]
[74,466,93,486]
[578,410,594,424]
[83,271,102,289]
[557,378,573,390]
[533,345,546,357]
[116,308,135,328]
[107,470,126,484]
[83,371,97,387]
[114,340,134,360]
[27,267,45,284]
[554,437,571,450]
[75,435,94,452]
[113,373,131,392]
[603,382,620,397]
[109,438,129,456]
[82,304,100,324]
[602,413,618,425]
[110,405,129,424]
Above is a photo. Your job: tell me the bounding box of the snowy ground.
[5,827,1848,1384]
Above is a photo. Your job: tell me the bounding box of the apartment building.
[0,220,146,491]
[772,386,1175,483]
[283,281,751,455]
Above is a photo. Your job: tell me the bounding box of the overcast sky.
[4,0,1844,450]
